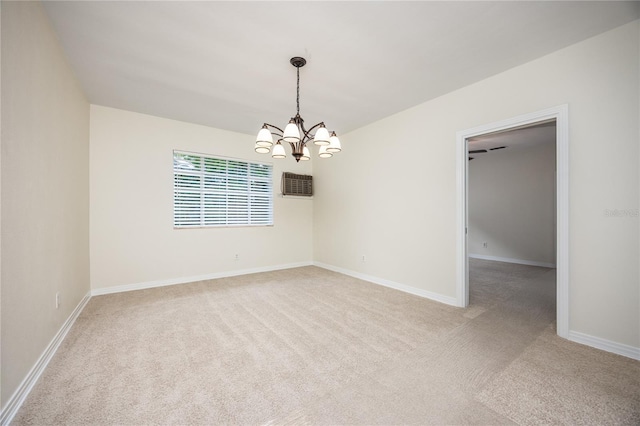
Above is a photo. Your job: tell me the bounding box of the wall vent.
[282,172,313,197]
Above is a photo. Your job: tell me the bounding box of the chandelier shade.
[254,57,341,162]
[254,145,271,154]
[313,126,331,146]
[283,120,301,143]
[271,142,286,159]
[301,146,311,161]
[256,126,274,147]
[327,131,342,153]
[318,145,332,158]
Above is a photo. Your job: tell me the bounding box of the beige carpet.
[13,261,640,425]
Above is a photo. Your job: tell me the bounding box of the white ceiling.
[467,121,556,159]
[43,1,639,137]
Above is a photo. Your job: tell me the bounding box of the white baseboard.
[0,291,92,426]
[91,261,314,296]
[568,330,640,361]
[314,261,459,307]
[469,254,556,268]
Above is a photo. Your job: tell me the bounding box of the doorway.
[455,105,569,338]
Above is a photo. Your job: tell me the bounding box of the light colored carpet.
[12,260,640,425]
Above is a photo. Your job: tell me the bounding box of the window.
[173,151,273,227]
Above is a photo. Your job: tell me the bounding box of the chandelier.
[254,57,341,162]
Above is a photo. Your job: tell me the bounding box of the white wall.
[90,106,313,291]
[468,140,556,266]
[1,1,90,408]
[314,21,640,348]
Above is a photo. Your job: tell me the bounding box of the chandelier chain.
[296,66,300,115]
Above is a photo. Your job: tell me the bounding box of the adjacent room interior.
[2,1,639,424]
[468,122,557,320]
[464,122,559,375]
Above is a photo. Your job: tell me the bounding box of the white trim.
[314,262,459,307]
[568,331,640,361]
[173,149,273,167]
[455,114,471,308]
[456,104,569,338]
[91,262,313,296]
[469,254,556,269]
[0,292,92,426]
[555,105,570,339]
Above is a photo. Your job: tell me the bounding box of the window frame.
[173,150,274,229]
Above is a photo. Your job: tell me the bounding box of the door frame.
[455,104,569,338]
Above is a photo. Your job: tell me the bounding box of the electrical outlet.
[55,292,60,309]
[483,242,488,248]
[362,255,366,262]
[234,254,239,261]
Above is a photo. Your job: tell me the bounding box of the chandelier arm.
[303,121,327,136]
[300,121,328,144]
[262,122,285,137]
[298,120,310,143]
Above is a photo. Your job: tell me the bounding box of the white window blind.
[173,151,273,227]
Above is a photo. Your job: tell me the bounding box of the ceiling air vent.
[282,172,313,197]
